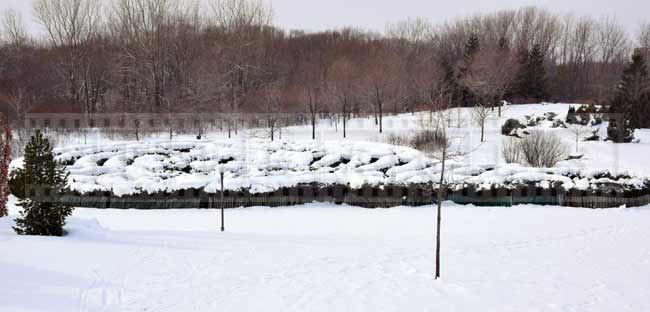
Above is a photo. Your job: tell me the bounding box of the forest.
[0,0,649,136]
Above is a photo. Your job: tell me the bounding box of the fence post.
[220,171,225,232]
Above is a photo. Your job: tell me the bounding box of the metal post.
[220,171,225,232]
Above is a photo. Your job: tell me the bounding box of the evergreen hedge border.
[14,182,650,210]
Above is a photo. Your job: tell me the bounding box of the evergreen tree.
[13,130,73,236]
[0,115,10,217]
[464,33,480,61]
[528,44,548,101]
[607,49,650,142]
[457,33,481,106]
[515,44,548,102]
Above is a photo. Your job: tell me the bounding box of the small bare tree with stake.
[419,109,475,280]
[567,123,593,153]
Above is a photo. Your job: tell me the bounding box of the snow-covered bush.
[501,118,525,136]
[501,138,522,164]
[519,131,568,168]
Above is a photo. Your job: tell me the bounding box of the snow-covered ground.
[1,196,649,312]
[5,104,650,311]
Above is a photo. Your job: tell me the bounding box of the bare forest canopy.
[1,0,649,126]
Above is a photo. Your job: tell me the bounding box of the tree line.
[0,1,649,137]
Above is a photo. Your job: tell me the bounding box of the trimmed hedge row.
[44,183,650,209]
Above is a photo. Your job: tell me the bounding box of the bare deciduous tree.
[34,0,104,113]
[1,9,27,45]
[567,123,593,153]
[471,104,494,143]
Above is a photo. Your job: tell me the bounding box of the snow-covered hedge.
[50,139,650,197]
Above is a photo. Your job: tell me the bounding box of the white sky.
[2,0,649,38]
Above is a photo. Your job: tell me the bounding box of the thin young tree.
[471,104,494,143]
[567,123,593,153]
[420,108,470,280]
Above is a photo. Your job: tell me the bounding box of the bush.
[519,131,569,167]
[502,138,523,164]
[384,133,410,147]
[551,119,567,128]
[501,119,525,136]
[607,118,635,143]
[410,130,448,155]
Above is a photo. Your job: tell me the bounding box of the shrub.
[384,133,410,147]
[519,131,569,167]
[607,118,635,143]
[551,119,567,128]
[410,130,448,155]
[565,106,578,124]
[502,138,523,164]
[501,119,525,136]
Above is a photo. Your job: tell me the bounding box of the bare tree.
[6,87,35,140]
[263,82,283,141]
[471,104,494,143]
[210,0,273,136]
[419,108,473,280]
[328,57,357,139]
[1,9,27,45]
[567,123,593,153]
[361,48,401,134]
[463,44,519,119]
[638,22,650,62]
[34,0,104,114]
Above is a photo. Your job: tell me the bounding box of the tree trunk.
[481,122,485,142]
[379,102,383,134]
[311,112,316,140]
[436,156,445,280]
[343,112,347,139]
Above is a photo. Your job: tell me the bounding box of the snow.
[1,196,650,311]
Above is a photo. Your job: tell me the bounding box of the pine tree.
[608,49,650,142]
[13,130,73,236]
[528,44,548,101]
[515,44,548,102]
[464,33,480,61]
[457,33,481,106]
[0,114,11,217]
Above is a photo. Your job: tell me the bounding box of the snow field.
[1,196,650,311]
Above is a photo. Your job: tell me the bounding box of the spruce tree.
[608,49,650,142]
[528,44,548,101]
[464,33,480,62]
[458,33,481,106]
[515,44,548,102]
[13,130,73,236]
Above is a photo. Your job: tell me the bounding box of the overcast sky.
[2,0,648,38]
